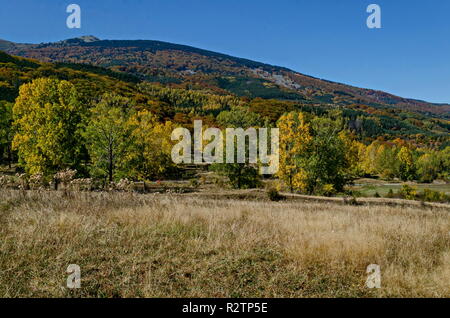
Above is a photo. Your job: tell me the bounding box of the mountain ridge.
[1,36,449,118]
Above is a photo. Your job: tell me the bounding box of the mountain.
[1,36,450,118]
[1,49,449,141]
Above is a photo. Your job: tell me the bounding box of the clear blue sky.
[1,0,450,104]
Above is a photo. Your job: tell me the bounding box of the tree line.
[0,77,449,195]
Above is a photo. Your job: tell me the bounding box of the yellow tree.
[125,109,178,180]
[361,141,380,176]
[338,130,366,177]
[12,78,86,175]
[277,112,312,192]
[397,146,415,181]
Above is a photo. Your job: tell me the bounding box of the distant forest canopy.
[0,50,448,141]
[0,50,449,194]
[2,37,450,119]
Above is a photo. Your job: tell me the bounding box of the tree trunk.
[7,144,12,169]
[108,148,113,183]
[289,175,293,193]
[237,165,242,189]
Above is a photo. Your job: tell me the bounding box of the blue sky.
[1,0,450,103]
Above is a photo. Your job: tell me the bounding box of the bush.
[343,196,360,206]
[317,184,336,197]
[385,189,395,198]
[54,169,77,190]
[210,164,261,189]
[399,185,417,200]
[189,179,200,188]
[419,189,450,203]
[0,175,20,189]
[267,188,285,202]
[70,178,95,191]
[115,178,134,192]
[29,173,46,190]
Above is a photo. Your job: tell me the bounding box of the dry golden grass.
[0,190,449,298]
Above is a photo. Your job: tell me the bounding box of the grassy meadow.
[0,189,449,298]
[350,178,450,197]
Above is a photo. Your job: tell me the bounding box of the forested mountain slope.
[1,36,449,119]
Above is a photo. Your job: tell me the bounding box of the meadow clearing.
[0,189,449,298]
[349,178,450,198]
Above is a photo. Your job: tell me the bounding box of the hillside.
[1,49,449,143]
[2,36,450,119]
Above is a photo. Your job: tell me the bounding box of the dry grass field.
[0,189,449,298]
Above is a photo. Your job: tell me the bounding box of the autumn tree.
[397,146,415,181]
[339,130,366,178]
[361,141,379,176]
[277,112,312,192]
[12,78,86,175]
[360,141,400,179]
[416,151,440,183]
[278,112,351,194]
[124,109,179,180]
[437,147,450,182]
[375,144,399,180]
[83,93,132,183]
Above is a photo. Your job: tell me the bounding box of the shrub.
[420,189,449,203]
[319,184,336,197]
[70,178,94,191]
[16,173,28,190]
[399,185,417,200]
[210,164,261,189]
[0,175,20,189]
[54,169,77,189]
[343,196,360,206]
[29,173,46,190]
[189,179,200,188]
[115,178,134,192]
[386,189,395,198]
[267,188,285,202]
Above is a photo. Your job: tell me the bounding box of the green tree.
[302,117,349,193]
[416,151,440,183]
[278,112,350,194]
[375,145,399,180]
[0,101,14,167]
[217,106,263,128]
[84,93,132,183]
[12,78,86,175]
[211,106,263,189]
[437,147,450,182]
[210,163,260,189]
